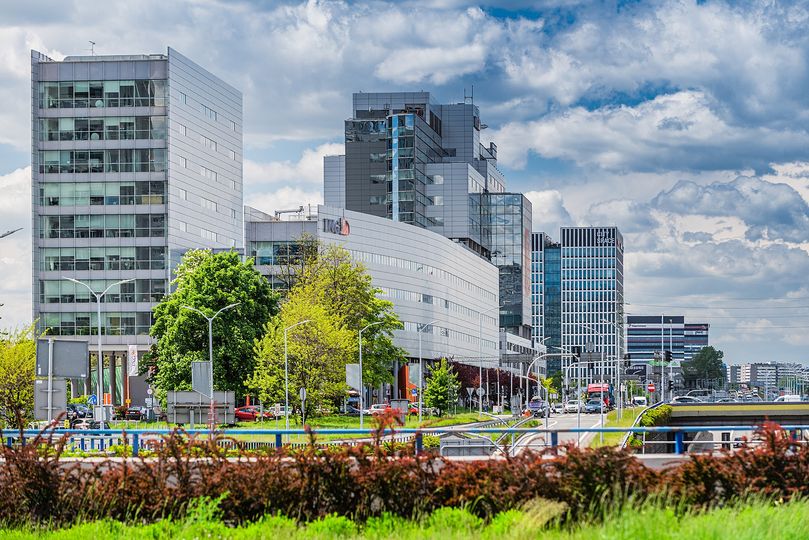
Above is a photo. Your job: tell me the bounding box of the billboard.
[36,339,88,379]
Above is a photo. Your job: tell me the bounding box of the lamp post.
[416,319,440,423]
[0,228,22,239]
[182,303,240,429]
[359,321,383,429]
[284,320,312,431]
[478,305,500,417]
[601,318,623,420]
[64,277,134,423]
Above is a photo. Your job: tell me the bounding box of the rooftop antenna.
[464,85,474,105]
[88,41,96,56]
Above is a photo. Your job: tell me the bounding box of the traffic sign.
[147,387,153,395]
[87,394,98,405]
[647,383,656,393]
[411,388,418,396]
[476,387,485,396]
[299,387,307,402]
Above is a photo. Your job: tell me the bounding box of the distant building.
[626,316,710,364]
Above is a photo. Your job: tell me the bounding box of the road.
[509,411,604,454]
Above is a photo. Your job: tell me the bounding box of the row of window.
[40,279,166,305]
[40,246,166,272]
[401,321,497,351]
[40,214,165,239]
[39,181,165,207]
[39,149,166,174]
[348,249,497,302]
[39,80,167,109]
[40,311,152,336]
[38,116,166,142]
[377,286,497,327]
[177,92,238,132]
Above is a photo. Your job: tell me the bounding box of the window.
[177,187,187,200]
[179,91,188,104]
[200,228,217,241]
[200,166,217,181]
[200,197,217,211]
[229,120,237,131]
[38,181,165,206]
[180,156,187,168]
[230,208,237,219]
[177,123,187,136]
[431,196,444,206]
[178,221,187,232]
[202,104,217,120]
[201,135,217,151]
[228,149,236,160]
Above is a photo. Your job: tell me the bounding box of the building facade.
[245,205,500,365]
[531,227,624,376]
[626,316,710,364]
[32,48,242,405]
[325,91,531,335]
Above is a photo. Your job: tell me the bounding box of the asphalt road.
[510,411,605,454]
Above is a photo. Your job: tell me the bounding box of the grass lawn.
[3,498,807,539]
[589,406,643,448]
[105,411,494,445]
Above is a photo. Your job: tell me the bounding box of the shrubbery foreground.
[0,421,806,529]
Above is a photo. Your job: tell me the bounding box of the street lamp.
[63,276,134,423]
[601,318,623,420]
[478,305,500,417]
[416,319,439,423]
[182,303,240,429]
[0,228,22,239]
[358,321,383,429]
[283,320,312,431]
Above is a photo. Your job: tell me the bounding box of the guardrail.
[3,425,808,457]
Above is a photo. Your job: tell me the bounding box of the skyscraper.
[531,227,625,375]
[326,91,531,335]
[32,48,242,405]
[626,316,710,364]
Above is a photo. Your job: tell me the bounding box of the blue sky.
[2,0,809,365]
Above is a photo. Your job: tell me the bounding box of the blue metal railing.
[4,425,808,457]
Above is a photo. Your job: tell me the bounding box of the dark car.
[234,406,273,422]
[344,405,361,416]
[67,403,90,420]
[526,398,550,417]
[584,399,605,414]
[125,407,145,421]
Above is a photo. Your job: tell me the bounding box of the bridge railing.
[3,425,809,457]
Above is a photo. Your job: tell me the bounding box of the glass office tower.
[31,48,243,405]
[532,227,625,376]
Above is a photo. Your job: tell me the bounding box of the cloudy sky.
[1,0,808,365]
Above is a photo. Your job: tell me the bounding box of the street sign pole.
[47,337,54,423]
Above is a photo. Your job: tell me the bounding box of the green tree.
[293,243,404,388]
[247,292,353,423]
[681,346,725,384]
[423,358,460,416]
[248,243,405,419]
[147,250,278,400]
[0,324,36,430]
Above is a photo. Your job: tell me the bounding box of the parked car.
[67,403,90,420]
[343,405,361,416]
[364,403,390,416]
[409,402,437,416]
[526,397,550,417]
[125,406,145,421]
[564,400,582,413]
[584,399,605,414]
[670,395,703,404]
[234,406,273,422]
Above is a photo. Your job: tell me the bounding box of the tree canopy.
[423,358,461,416]
[0,324,36,430]
[247,243,405,420]
[148,250,279,400]
[681,346,725,383]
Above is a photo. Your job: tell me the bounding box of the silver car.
[564,400,581,413]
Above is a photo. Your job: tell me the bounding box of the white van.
[631,396,648,407]
[774,394,801,402]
